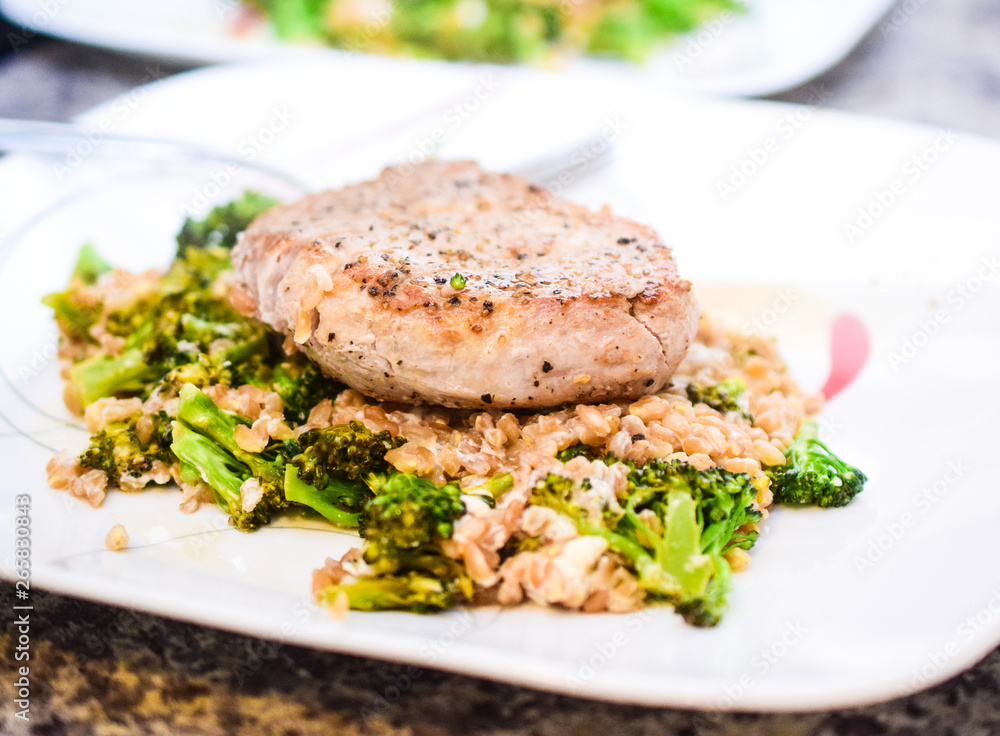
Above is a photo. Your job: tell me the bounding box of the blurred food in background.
[246,0,742,63]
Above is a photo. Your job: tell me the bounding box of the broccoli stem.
[71,243,112,284]
[283,465,362,527]
[655,489,714,596]
[317,572,456,613]
[171,423,248,516]
[175,383,284,485]
[675,555,732,627]
[571,513,683,598]
[215,331,271,366]
[70,348,161,406]
[175,383,248,454]
[483,472,514,499]
[792,419,819,448]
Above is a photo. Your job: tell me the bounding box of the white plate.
[2,57,1000,711]
[0,0,896,96]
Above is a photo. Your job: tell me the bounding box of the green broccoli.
[42,243,112,341]
[69,348,164,406]
[317,472,472,612]
[360,473,466,557]
[686,377,753,421]
[271,356,344,425]
[175,191,277,255]
[532,458,761,627]
[767,420,867,508]
[78,410,173,488]
[556,444,604,463]
[64,246,275,406]
[315,571,459,613]
[49,193,384,535]
[49,194,278,407]
[171,422,285,531]
[170,383,288,530]
[248,0,327,41]
[282,422,405,522]
[171,386,415,531]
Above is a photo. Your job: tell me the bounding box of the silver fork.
[0,117,614,193]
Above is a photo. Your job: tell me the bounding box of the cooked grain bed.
[50,311,818,614]
[310,316,821,613]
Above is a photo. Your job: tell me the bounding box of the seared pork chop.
[231,160,699,409]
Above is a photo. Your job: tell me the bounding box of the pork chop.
[231,160,699,409]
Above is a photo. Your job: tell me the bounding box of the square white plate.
[0,0,896,95]
[1,57,999,711]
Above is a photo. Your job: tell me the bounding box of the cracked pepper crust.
[231,160,699,409]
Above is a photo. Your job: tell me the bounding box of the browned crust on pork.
[232,160,698,408]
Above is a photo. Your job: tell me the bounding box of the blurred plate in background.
[0,0,896,95]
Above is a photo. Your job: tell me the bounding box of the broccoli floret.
[629,459,761,556]
[767,420,867,508]
[556,444,604,463]
[173,386,413,531]
[317,472,473,612]
[291,422,404,488]
[532,458,761,627]
[42,243,112,341]
[65,248,275,406]
[686,377,753,421]
[175,191,277,255]
[48,194,278,408]
[360,473,466,557]
[282,421,403,526]
[78,410,173,487]
[271,356,343,424]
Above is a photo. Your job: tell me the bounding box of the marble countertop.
[1,2,999,733]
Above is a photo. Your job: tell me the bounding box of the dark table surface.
[2,2,1000,734]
